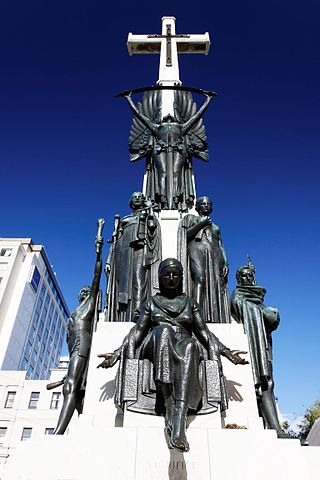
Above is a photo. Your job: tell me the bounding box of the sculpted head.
[236,266,256,286]
[162,114,175,124]
[78,285,91,303]
[159,258,183,296]
[195,196,213,216]
[129,191,145,210]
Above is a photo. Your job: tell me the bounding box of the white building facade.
[0,238,69,380]
[0,358,68,464]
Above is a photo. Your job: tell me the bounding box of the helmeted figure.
[123,89,215,211]
[105,192,161,322]
[178,196,230,323]
[98,258,247,452]
[231,258,288,438]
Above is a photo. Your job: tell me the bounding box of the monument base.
[2,424,319,480]
[1,320,319,479]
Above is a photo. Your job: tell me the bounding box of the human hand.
[228,350,249,365]
[97,350,120,369]
[203,90,216,98]
[201,216,212,227]
[144,197,153,210]
[223,265,229,278]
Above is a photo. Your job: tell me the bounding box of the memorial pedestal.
[2,320,319,480]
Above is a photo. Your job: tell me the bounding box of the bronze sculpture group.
[52,86,289,449]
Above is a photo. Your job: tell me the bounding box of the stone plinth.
[2,321,319,480]
[2,426,319,480]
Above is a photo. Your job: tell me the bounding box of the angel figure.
[123,89,215,211]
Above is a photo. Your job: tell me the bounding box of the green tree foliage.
[298,400,320,438]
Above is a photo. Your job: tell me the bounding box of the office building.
[0,238,69,380]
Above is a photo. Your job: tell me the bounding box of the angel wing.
[128,90,162,162]
[174,90,209,162]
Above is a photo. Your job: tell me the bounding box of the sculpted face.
[196,197,213,216]
[78,286,91,302]
[130,192,145,210]
[160,265,182,293]
[237,268,256,286]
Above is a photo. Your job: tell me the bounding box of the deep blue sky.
[1,0,319,417]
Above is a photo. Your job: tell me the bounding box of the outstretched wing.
[174,90,209,162]
[129,90,162,162]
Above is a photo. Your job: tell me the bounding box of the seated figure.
[98,258,247,452]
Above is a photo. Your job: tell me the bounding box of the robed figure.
[178,196,230,323]
[122,89,215,211]
[106,192,161,322]
[231,259,289,438]
[99,259,247,452]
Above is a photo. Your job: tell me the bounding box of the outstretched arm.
[124,93,158,136]
[97,300,152,369]
[181,93,214,135]
[192,303,248,364]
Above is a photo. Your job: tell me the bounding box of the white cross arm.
[127,33,210,55]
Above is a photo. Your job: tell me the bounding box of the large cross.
[127,17,210,116]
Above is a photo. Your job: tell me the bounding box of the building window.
[40,284,46,298]
[35,334,41,349]
[21,427,32,441]
[45,428,54,435]
[26,340,33,356]
[26,365,34,379]
[38,320,44,334]
[28,392,40,409]
[33,311,40,323]
[37,355,43,369]
[45,294,50,307]
[50,392,61,410]
[22,357,28,370]
[30,266,41,293]
[30,326,36,340]
[0,262,8,271]
[4,391,16,408]
[31,349,37,364]
[0,248,12,257]
[0,427,7,441]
